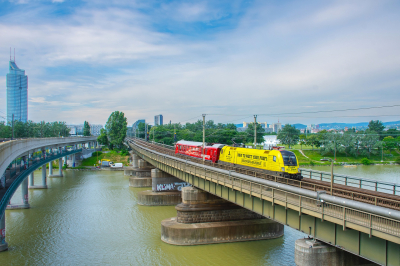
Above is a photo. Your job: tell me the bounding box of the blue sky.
[1,0,400,126]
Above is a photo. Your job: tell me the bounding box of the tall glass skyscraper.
[6,60,28,123]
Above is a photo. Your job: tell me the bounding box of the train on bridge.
[175,140,302,180]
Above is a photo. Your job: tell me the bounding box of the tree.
[105,111,128,150]
[277,124,299,149]
[83,121,91,136]
[383,136,397,153]
[245,123,265,145]
[299,134,306,150]
[306,134,320,151]
[386,128,399,138]
[320,132,343,160]
[97,128,108,147]
[368,120,385,140]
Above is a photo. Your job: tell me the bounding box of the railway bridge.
[0,136,97,251]
[127,137,400,266]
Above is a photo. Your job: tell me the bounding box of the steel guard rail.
[128,139,400,242]
[0,149,81,221]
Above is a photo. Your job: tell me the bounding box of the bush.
[62,163,68,169]
[309,160,315,166]
[92,151,102,156]
[395,157,400,164]
[361,158,371,165]
[120,150,129,156]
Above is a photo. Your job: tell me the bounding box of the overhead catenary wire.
[205,104,400,117]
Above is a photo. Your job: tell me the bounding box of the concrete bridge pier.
[49,161,53,176]
[72,154,76,168]
[29,164,48,189]
[7,157,30,210]
[294,238,375,266]
[137,169,188,206]
[0,214,8,252]
[128,159,153,187]
[161,186,284,245]
[125,154,139,175]
[7,178,30,210]
[50,158,63,177]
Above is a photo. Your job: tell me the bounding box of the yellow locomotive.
[218,146,302,180]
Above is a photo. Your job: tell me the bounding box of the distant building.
[132,119,145,135]
[67,125,84,136]
[67,124,103,136]
[242,121,267,128]
[270,123,282,133]
[154,115,163,126]
[127,126,133,137]
[133,119,145,129]
[7,59,28,123]
[90,124,103,136]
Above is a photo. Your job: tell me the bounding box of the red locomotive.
[175,140,224,163]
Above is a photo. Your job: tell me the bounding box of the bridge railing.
[300,168,400,196]
[129,139,400,242]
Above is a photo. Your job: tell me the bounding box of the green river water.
[0,165,398,265]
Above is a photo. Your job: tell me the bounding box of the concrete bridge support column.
[7,180,30,210]
[161,187,284,245]
[294,238,374,266]
[58,158,63,177]
[49,161,53,176]
[128,159,154,187]
[29,173,34,187]
[0,214,8,252]
[137,169,188,206]
[124,154,140,175]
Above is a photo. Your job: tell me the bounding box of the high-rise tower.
[6,59,28,123]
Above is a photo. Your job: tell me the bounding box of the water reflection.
[0,170,309,265]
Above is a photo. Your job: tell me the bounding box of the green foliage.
[386,128,399,138]
[62,163,68,169]
[244,123,265,144]
[92,151,102,156]
[277,124,300,149]
[361,158,371,165]
[97,128,108,146]
[368,120,385,140]
[104,111,128,150]
[83,121,91,136]
[395,157,400,164]
[383,136,397,152]
[120,150,129,156]
[135,120,258,146]
[0,120,70,138]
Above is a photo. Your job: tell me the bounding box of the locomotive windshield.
[280,151,297,166]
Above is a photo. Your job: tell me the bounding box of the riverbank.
[292,149,399,166]
[80,150,130,167]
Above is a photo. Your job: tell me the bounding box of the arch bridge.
[0,136,97,251]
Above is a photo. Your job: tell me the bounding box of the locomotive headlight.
[281,167,285,172]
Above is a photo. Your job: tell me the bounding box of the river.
[0,166,397,265]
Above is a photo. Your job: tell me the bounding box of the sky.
[0,0,400,126]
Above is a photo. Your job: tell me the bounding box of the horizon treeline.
[0,120,70,139]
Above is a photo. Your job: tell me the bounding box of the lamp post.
[328,158,334,195]
[254,115,257,148]
[202,114,206,163]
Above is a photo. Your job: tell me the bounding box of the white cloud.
[0,0,399,125]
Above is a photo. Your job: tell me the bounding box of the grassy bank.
[292,149,399,166]
[80,151,130,167]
